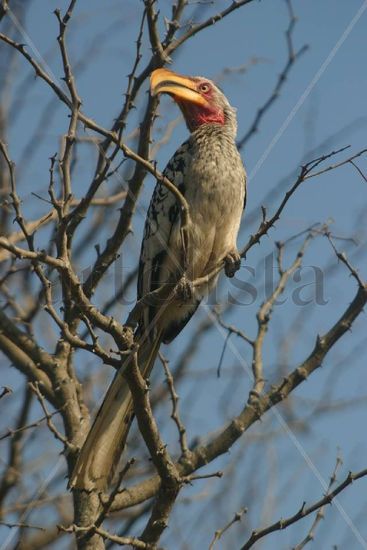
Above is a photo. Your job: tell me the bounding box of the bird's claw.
[175,277,194,301]
[224,250,241,278]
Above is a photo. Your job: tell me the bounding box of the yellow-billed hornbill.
[70,68,247,490]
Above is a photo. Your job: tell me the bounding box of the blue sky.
[1,1,367,548]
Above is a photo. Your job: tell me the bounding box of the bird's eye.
[199,83,210,93]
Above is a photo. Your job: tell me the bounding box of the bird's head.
[150,68,237,135]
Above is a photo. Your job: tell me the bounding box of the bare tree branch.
[241,467,367,549]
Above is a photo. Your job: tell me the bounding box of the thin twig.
[159,352,190,458]
[59,524,152,549]
[29,382,70,448]
[241,467,367,549]
[237,0,308,149]
[325,231,365,288]
[209,507,247,549]
[293,454,343,549]
[249,235,312,403]
[240,146,351,259]
[0,520,46,531]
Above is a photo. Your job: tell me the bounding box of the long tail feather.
[70,334,161,490]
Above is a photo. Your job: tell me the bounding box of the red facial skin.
[175,81,225,131]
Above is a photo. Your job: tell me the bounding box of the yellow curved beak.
[150,68,208,107]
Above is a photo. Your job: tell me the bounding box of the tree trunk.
[73,491,104,550]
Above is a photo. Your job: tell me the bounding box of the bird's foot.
[175,276,194,302]
[224,250,241,278]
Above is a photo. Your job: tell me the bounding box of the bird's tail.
[70,334,161,491]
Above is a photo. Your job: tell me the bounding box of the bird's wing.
[70,144,193,490]
[137,140,194,339]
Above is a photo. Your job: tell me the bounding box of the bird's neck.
[190,105,238,139]
[191,120,237,143]
[179,103,224,132]
[191,109,225,130]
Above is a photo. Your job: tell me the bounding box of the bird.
[70,68,247,491]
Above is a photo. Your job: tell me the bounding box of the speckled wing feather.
[137,139,200,343]
[70,144,194,491]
